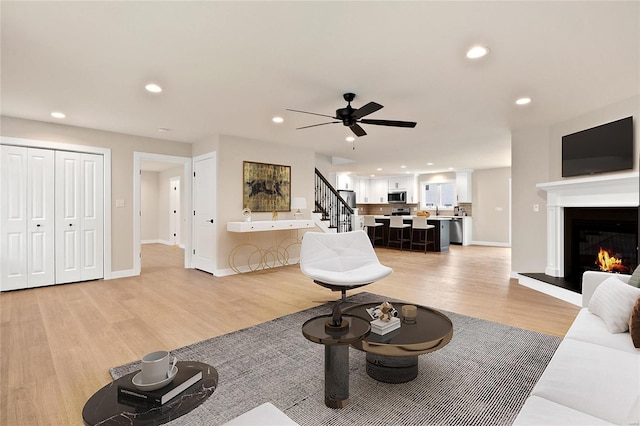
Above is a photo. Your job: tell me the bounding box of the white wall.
[472,167,511,245]
[141,171,160,242]
[215,134,316,273]
[511,95,640,274]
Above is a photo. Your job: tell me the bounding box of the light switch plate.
[116,199,125,208]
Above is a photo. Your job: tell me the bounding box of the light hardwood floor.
[0,243,579,426]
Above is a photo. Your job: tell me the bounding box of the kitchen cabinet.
[372,178,389,204]
[389,177,406,190]
[336,173,353,190]
[355,178,369,204]
[456,171,473,203]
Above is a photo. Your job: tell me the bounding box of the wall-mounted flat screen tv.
[562,116,634,177]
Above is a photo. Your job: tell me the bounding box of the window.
[421,182,455,209]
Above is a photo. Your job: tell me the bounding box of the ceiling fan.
[286,93,417,137]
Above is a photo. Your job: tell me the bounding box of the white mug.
[141,350,175,384]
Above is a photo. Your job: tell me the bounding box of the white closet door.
[192,153,216,274]
[56,151,82,284]
[27,148,55,287]
[55,151,104,284]
[170,177,180,245]
[1,146,28,290]
[79,153,104,281]
[0,146,55,290]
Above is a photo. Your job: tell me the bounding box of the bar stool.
[388,216,411,250]
[410,216,435,253]
[363,215,384,246]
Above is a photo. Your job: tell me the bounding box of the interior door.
[0,146,55,290]
[170,177,181,246]
[55,151,104,284]
[79,153,104,281]
[1,145,28,290]
[192,153,216,274]
[27,148,55,287]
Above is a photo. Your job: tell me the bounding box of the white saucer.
[131,366,178,391]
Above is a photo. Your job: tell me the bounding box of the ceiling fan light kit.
[287,93,417,137]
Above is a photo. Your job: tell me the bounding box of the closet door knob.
[36,224,41,227]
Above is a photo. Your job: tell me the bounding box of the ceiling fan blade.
[350,123,367,137]
[296,121,339,130]
[352,102,383,119]
[360,119,417,128]
[286,108,337,119]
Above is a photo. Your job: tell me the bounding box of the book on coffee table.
[118,366,203,406]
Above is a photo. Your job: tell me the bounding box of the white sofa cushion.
[222,403,299,426]
[588,275,640,333]
[565,308,638,354]
[513,395,614,425]
[530,339,640,425]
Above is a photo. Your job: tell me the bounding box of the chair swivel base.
[313,280,373,302]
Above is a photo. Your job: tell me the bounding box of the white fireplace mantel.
[537,172,639,277]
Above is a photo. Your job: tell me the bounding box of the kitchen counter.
[371,216,450,252]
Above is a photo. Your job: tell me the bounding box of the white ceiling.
[2,1,638,177]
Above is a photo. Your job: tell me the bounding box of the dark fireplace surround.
[563,207,638,292]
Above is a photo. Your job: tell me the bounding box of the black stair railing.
[314,168,354,233]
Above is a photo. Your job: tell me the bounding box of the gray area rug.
[110,292,562,425]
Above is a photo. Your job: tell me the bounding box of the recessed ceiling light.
[400,165,407,169]
[516,97,532,105]
[51,111,66,119]
[346,136,355,142]
[448,167,455,170]
[158,128,170,132]
[466,45,489,59]
[405,171,411,174]
[427,162,434,166]
[145,83,162,93]
[272,116,284,123]
[370,174,375,177]
[377,168,382,171]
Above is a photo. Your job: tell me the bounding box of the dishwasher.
[450,217,463,244]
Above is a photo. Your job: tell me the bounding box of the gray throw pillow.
[629,265,640,288]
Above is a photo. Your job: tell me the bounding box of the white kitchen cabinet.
[373,178,389,204]
[405,175,418,204]
[389,177,406,191]
[336,173,353,190]
[355,178,369,204]
[456,171,473,203]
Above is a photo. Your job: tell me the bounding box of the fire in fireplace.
[564,207,638,292]
[596,247,631,274]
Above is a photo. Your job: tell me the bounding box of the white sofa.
[514,271,640,425]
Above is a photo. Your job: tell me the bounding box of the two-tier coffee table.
[344,302,453,383]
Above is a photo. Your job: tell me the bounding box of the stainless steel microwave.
[388,191,406,203]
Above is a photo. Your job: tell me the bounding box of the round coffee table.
[82,361,218,426]
[344,302,453,383]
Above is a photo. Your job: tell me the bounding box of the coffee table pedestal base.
[366,353,418,383]
[325,345,349,408]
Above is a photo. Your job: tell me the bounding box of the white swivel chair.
[410,216,435,253]
[300,230,393,301]
[363,215,384,246]
[388,216,411,250]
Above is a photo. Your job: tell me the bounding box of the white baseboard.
[142,239,172,245]
[471,240,511,247]
[512,272,581,306]
[109,269,137,279]
[215,257,301,277]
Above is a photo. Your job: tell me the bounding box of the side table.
[302,313,370,408]
[82,361,218,426]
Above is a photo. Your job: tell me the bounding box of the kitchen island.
[372,216,451,252]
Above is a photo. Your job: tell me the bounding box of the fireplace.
[564,207,638,291]
[530,172,639,300]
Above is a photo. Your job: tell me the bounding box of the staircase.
[313,168,354,233]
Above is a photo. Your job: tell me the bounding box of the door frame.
[169,176,181,247]
[133,152,192,275]
[0,136,112,279]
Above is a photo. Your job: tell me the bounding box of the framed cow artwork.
[243,161,291,212]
